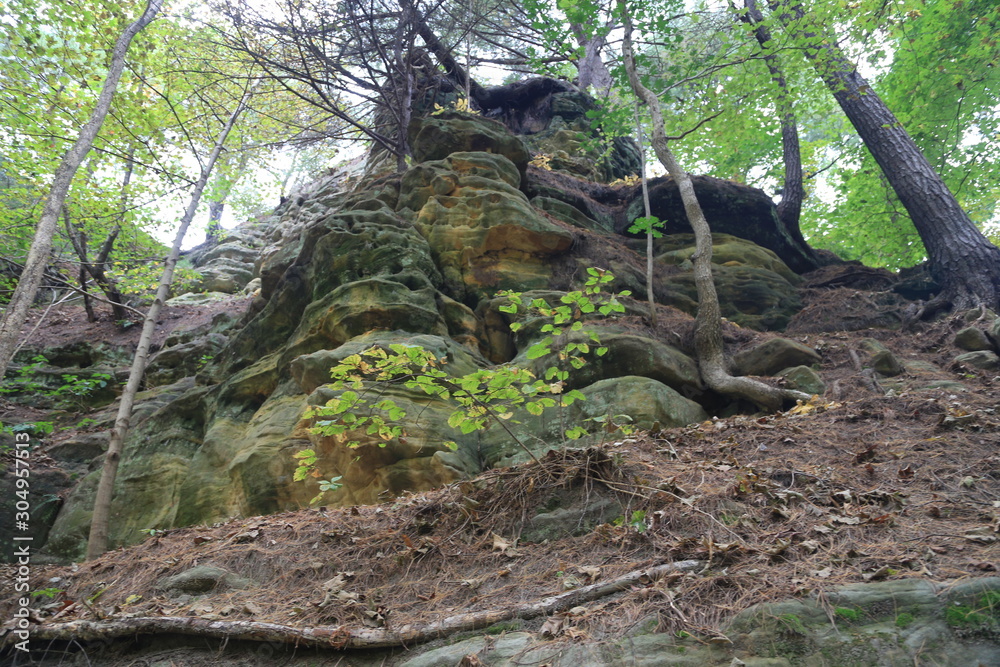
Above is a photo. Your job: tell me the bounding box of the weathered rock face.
[393,578,1000,667]
[631,175,819,274]
[40,108,816,560]
[399,151,574,301]
[184,227,268,295]
[649,233,804,330]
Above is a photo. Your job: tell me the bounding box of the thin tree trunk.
[394,1,415,172]
[738,0,811,255]
[633,100,657,328]
[205,148,250,242]
[770,0,1000,311]
[0,0,162,380]
[620,0,808,410]
[205,199,225,242]
[66,212,96,322]
[86,86,253,560]
[62,209,130,324]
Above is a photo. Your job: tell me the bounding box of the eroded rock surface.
[39,107,817,560]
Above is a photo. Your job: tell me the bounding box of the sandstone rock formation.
[34,100,823,560]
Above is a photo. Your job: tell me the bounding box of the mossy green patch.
[835,606,865,622]
[483,620,523,635]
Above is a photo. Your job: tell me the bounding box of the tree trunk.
[633,101,657,328]
[86,86,252,560]
[570,24,614,98]
[394,0,415,172]
[62,210,130,324]
[620,0,808,410]
[205,199,225,242]
[63,211,97,322]
[205,147,250,243]
[0,0,162,380]
[771,0,1000,311]
[738,0,811,254]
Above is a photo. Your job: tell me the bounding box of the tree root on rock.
[9,560,702,650]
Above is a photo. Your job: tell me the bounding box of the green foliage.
[834,607,864,622]
[30,588,63,600]
[0,420,54,438]
[815,0,1000,268]
[894,612,915,629]
[776,612,808,636]
[107,259,201,300]
[628,215,665,239]
[0,355,49,394]
[612,509,647,533]
[51,371,112,409]
[586,0,1000,271]
[946,591,1000,628]
[0,354,113,410]
[295,269,632,504]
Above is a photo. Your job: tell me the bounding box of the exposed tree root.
[11,560,701,650]
[848,348,885,396]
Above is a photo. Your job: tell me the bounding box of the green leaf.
[526,341,552,359]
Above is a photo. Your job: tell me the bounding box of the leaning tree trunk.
[0,0,162,380]
[86,86,252,560]
[619,0,809,411]
[771,0,1000,312]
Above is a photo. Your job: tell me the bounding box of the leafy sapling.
[296,269,633,503]
[628,215,665,239]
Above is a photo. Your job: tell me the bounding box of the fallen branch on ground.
[7,560,701,650]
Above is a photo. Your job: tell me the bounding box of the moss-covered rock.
[633,175,818,274]
[954,326,993,352]
[408,110,531,174]
[955,350,1000,370]
[399,153,574,300]
[655,233,801,285]
[735,338,822,377]
[663,264,803,331]
[776,365,826,395]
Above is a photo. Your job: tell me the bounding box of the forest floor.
[1,285,999,665]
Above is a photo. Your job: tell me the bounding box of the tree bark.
[570,23,614,98]
[620,0,809,410]
[62,154,134,323]
[737,0,811,256]
[206,147,251,242]
[85,86,252,560]
[770,0,1000,311]
[633,101,657,328]
[0,0,162,380]
[205,200,225,242]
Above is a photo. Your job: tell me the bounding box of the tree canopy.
[2,0,998,311]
